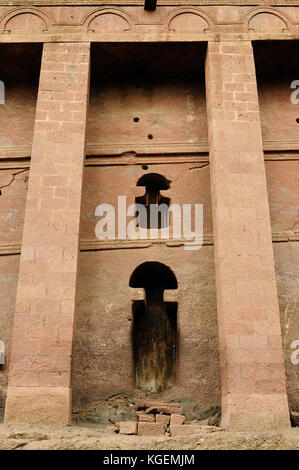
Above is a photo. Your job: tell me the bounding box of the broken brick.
[156,414,170,426]
[170,414,185,425]
[138,422,166,436]
[138,414,155,422]
[119,421,137,435]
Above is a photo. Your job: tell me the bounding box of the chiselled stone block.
[138,414,155,422]
[156,414,170,426]
[170,414,185,425]
[138,422,166,436]
[119,421,138,435]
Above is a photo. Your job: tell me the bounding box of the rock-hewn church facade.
[0,0,298,431]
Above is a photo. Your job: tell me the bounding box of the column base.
[4,386,71,425]
[221,394,291,432]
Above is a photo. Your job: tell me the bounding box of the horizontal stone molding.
[0,152,299,170]
[86,142,209,156]
[1,142,299,162]
[0,1,298,5]
[85,155,210,166]
[80,237,214,251]
[1,232,298,255]
[0,5,299,40]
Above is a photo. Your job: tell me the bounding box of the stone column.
[205,41,290,431]
[4,43,90,425]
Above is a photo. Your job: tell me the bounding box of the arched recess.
[0,8,51,33]
[129,262,178,393]
[244,8,291,33]
[136,173,171,229]
[164,8,213,33]
[82,8,133,33]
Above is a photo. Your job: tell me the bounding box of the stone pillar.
[205,41,290,431]
[4,43,90,425]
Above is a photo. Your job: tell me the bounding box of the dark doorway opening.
[135,173,170,229]
[129,262,178,393]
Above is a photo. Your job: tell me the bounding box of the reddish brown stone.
[138,414,155,423]
[156,414,170,426]
[145,405,183,415]
[4,42,90,425]
[138,422,166,436]
[0,24,297,434]
[170,425,201,436]
[4,386,71,425]
[119,421,137,435]
[170,414,185,425]
[205,40,290,432]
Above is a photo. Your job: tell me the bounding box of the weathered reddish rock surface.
[170,414,185,425]
[138,414,155,423]
[145,405,183,415]
[138,422,166,436]
[156,415,170,426]
[0,15,297,435]
[119,421,137,435]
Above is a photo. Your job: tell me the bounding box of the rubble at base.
[113,401,221,436]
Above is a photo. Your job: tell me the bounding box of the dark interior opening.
[135,173,171,229]
[0,43,43,82]
[88,42,208,151]
[253,40,299,79]
[0,43,43,150]
[130,262,178,393]
[253,41,299,145]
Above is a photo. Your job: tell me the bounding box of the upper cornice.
[0,1,299,6]
[0,2,298,41]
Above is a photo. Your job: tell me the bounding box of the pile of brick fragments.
[112,401,209,437]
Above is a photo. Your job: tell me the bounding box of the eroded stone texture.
[170,414,185,425]
[274,242,299,414]
[156,415,170,425]
[0,256,20,408]
[87,43,208,156]
[119,421,137,435]
[138,414,155,423]
[72,246,220,417]
[138,421,166,436]
[4,386,71,425]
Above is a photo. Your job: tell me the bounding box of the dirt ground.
[0,423,298,450]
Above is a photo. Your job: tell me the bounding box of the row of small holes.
[133,116,153,139]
